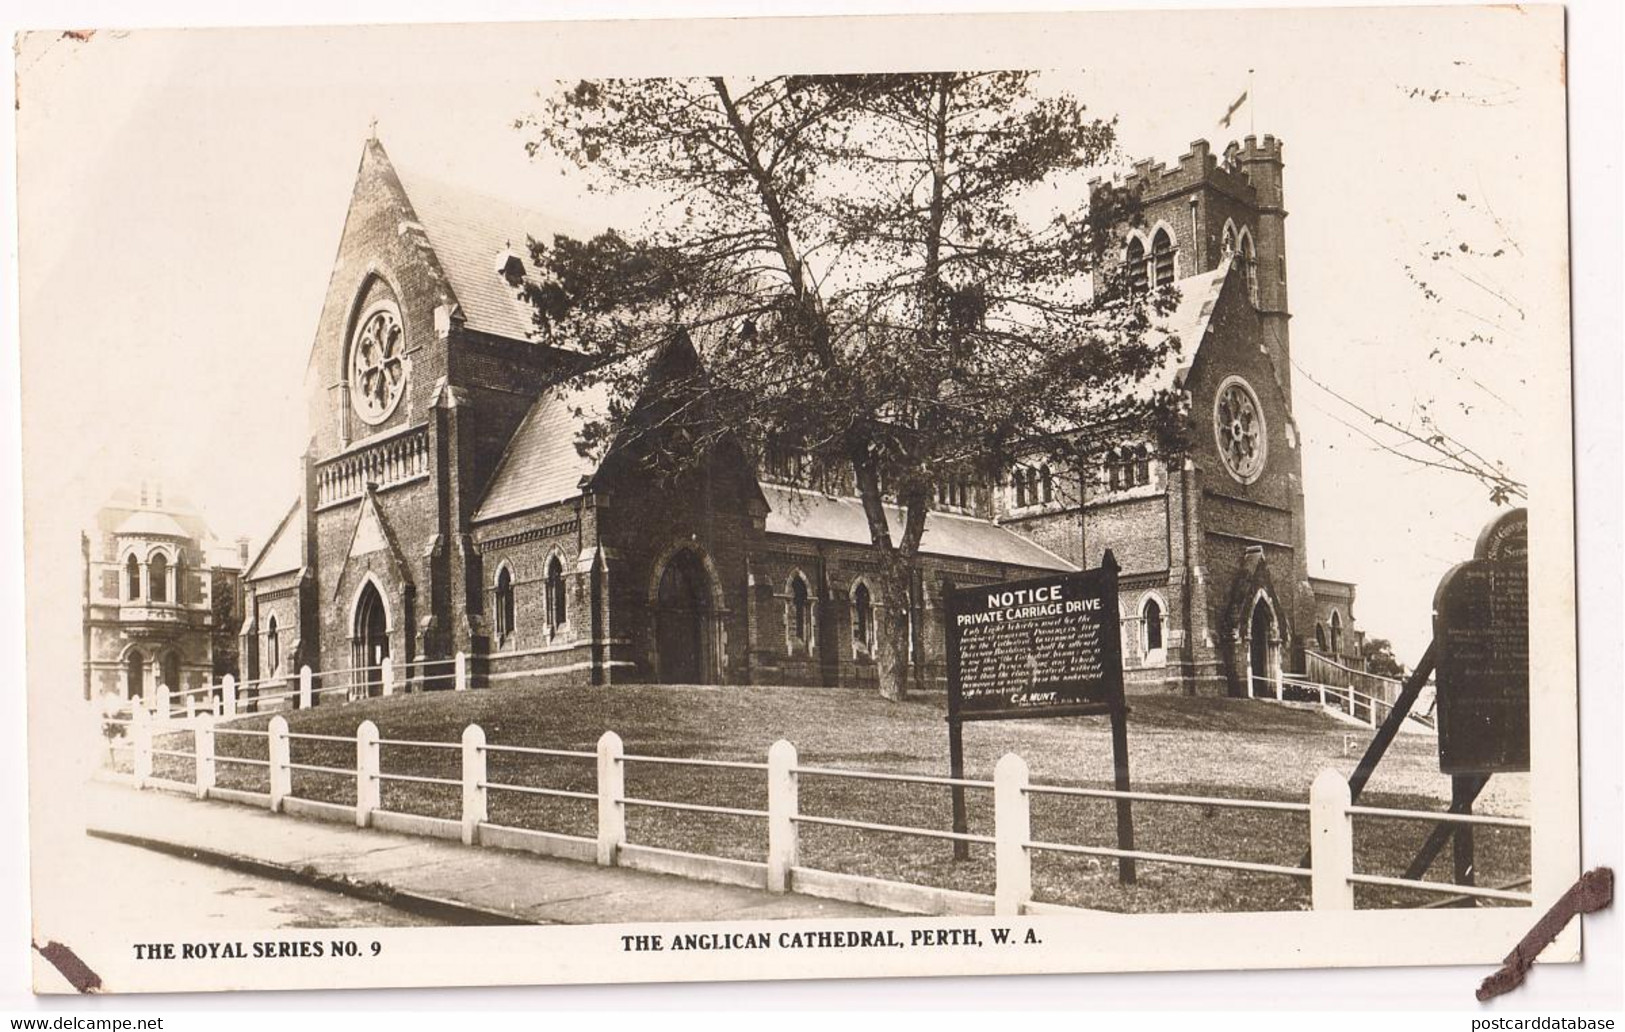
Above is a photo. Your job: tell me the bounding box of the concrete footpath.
[84,781,888,925]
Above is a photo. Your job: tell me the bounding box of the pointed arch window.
[1315,623,1328,650]
[852,582,873,648]
[1151,228,1176,287]
[1040,465,1053,503]
[494,565,516,640]
[546,556,567,633]
[1142,598,1164,652]
[1330,610,1343,655]
[1239,229,1259,305]
[126,555,141,601]
[148,553,169,604]
[789,575,811,646]
[1125,237,1148,295]
[266,615,280,677]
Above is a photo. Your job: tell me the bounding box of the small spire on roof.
[368,115,379,141]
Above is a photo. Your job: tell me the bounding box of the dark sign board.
[1433,509,1529,775]
[945,562,1124,722]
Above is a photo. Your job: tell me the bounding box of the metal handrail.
[623,796,767,819]
[1346,805,1529,829]
[1025,783,1309,813]
[480,782,596,801]
[377,738,461,750]
[480,743,595,759]
[375,771,460,787]
[1347,872,1531,904]
[623,753,767,771]
[794,765,993,790]
[793,813,994,845]
[287,762,356,777]
[1026,839,1312,879]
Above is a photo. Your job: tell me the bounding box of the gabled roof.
[245,499,303,581]
[1134,258,1233,399]
[392,163,594,344]
[473,381,613,522]
[762,484,1076,572]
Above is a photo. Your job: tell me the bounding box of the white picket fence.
[109,654,470,725]
[108,713,1533,916]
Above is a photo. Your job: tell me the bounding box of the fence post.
[299,666,313,709]
[381,656,395,697]
[131,707,152,788]
[995,753,1033,917]
[356,720,381,828]
[1271,658,1284,700]
[766,739,798,892]
[462,723,487,846]
[596,731,625,866]
[1310,768,1355,911]
[268,715,291,811]
[194,722,214,800]
[157,681,172,721]
[223,674,237,718]
[185,694,197,720]
[455,651,468,692]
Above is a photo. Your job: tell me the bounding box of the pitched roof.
[472,381,613,522]
[392,164,595,344]
[1135,258,1233,398]
[245,500,303,581]
[761,484,1076,571]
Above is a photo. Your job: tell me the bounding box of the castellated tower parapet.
[1090,134,1293,403]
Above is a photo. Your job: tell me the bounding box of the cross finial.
[368,116,379,141]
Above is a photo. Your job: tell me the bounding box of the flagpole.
[1248,68,1255,135]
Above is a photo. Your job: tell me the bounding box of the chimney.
[237,536,251,568]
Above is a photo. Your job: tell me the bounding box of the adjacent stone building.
[239,135,1359,698]
[82,482,246,705]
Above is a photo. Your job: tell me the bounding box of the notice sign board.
[949,562,1124,721]
[1433,509,1529,775]
[942,556,1134,881]
[945,562,1125,721]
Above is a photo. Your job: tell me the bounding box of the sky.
[15,5,1570,667]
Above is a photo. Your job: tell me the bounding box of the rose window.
[1214,377,1267,483]
[350,305,407,425]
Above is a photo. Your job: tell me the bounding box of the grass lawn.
[141,681,1530,914]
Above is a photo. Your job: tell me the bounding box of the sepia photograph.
[10,1,1596,1000]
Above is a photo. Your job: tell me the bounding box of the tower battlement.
[1091,135,1284,209]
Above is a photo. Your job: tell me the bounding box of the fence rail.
[112,710,1532,916]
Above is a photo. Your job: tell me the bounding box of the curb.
[86,827,538,927]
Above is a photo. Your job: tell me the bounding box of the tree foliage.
[517,73,1179,699]
[1359,636,1407,680]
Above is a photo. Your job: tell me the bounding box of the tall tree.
[519,73,1178,700]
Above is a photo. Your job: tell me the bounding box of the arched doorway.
[125,649,146,702]
[1248,598,1276,698]
[353,581,390,696]
[655,549,712,684]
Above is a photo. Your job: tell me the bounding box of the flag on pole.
[1220,70,1256,131]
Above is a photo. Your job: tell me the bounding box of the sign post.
[944,552,1134,882]
[1429,508,1529,902]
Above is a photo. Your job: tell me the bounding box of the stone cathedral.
[239,134,1360,698]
